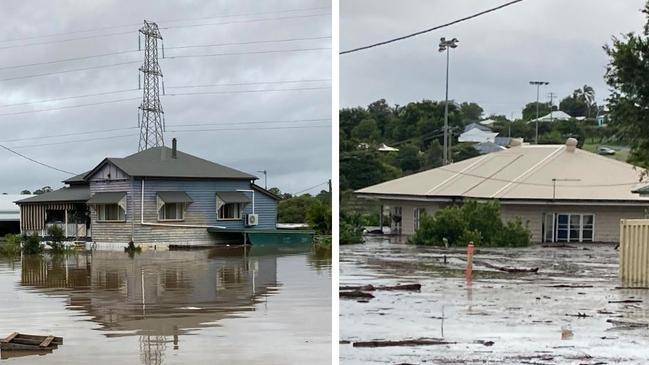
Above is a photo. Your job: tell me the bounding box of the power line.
[0,117,330,143]
[0,29,134,51]
[7,124,330,149]
[165,47,331,60]
[340,0,526,55]
[0,97,139,118]
[0,6,330,44]
[165,86,330,97]
[294,181,329,195]
[168,125,330,133]
[164,13,331,30]
[0,144,76,175]
[166,78,331,89]
[0,36,330,72]
[0,88,138,109]
[0,60,140,83]
[0,47,329,83]
[167,118,330,128]
[0,50,138,71]
[0,81,329,110]
[165,35,330,50]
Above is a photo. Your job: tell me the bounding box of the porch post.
[64,209,69,237]
[379,204,384,233]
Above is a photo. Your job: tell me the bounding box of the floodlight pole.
[530,81,549,144]
[440,37,459,165]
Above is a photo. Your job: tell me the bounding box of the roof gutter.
[139,178,226,230]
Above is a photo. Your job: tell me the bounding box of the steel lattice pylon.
[138,20,165,151]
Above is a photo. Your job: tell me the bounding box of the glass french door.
[553,213,594,243]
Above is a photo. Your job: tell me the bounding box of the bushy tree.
[410,200,530,247]
[605,2,649,168]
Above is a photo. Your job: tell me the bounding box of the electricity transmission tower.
[138,20,165,151]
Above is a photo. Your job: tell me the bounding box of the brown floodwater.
[340,236,649,364]
[0,244,331,364]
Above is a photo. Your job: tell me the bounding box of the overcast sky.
[341,0,646,119]
[0,0,331,195]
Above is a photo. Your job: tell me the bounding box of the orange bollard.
[465,242,475,281]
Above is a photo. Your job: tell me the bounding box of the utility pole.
[529,81,549,144]
[138,20,165,151]
[256,170,268,189]
[548,92,556,123]
[439,37,459,165]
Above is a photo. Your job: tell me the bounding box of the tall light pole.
[439,37,459,165]
[529,81,549,144]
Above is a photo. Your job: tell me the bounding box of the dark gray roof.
[216,191,251,204]
[251,184,281,201]
[463,122,492,133]
[91,147,256,180]
[15,186,90,204]
[87,192,126,205]
[157,191,193,204]
[63,171,90,184]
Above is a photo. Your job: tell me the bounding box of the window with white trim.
[555,213,594,242]
[97,204,125,222]
[218,203,241,220]
[158,203,185,221]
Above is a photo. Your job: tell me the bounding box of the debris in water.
[352,338,455,348]
[339,283,421,291]
[339,290,374,299]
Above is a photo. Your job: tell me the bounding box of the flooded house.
[356,138,649,243]
[15,139,279,247]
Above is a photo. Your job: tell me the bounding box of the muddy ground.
[340,236,649,364]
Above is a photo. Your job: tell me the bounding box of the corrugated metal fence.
[619,219,649,287]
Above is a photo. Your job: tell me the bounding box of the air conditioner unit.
[246,213,259,227]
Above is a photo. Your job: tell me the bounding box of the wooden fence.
[619,219,649,287]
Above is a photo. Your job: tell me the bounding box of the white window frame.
[158,202,185,222]
[218,202,242,221]
[552,213,595,243]
[96,204,126,222]
[414,207,425,231]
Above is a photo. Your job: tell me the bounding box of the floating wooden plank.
[0,333,62,352]
[2,332,18,343]
[39,336,54,348]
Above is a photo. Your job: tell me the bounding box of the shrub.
[0,234,21,257]
[340,212,364,245]
[498,218,531,247]
[410,200,531,247]
[22,233,43,254]
[410,207,466,246]
[46,225,66,253]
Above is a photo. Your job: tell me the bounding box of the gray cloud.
[341,0,645,118]
[0,0,331,195]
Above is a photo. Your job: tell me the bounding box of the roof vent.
[510,138,523,147]
[566,138,578,152]
[172,138,177,159]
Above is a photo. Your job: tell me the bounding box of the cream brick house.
[356,139,649,243]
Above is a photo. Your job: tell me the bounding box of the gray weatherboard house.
[16,139,279,247]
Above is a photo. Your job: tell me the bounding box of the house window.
[218,203,241,220]
[97,204,125,222]
[159,203,185,221]
[554,213,594,242]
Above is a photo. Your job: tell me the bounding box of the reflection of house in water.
[19,248,279,364]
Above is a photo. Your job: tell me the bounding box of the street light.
[439,37,459,165]
[529,80,549,144]
[256,170,267,189]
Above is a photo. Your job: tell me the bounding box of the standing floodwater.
[341,236,649,364]
[0,245,331,364]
